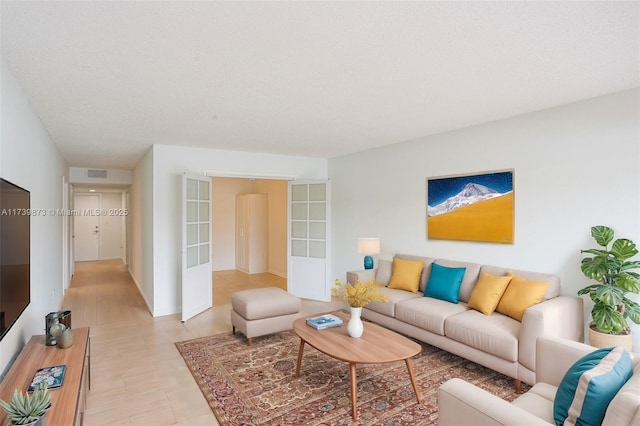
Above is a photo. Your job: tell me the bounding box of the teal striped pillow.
[553,346,632,426]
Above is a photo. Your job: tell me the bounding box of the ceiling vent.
[87,169,108,179]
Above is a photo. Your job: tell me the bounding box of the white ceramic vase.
[347,307,364,338]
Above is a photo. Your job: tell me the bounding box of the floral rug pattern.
[175,332,529,425]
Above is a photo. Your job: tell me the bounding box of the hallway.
[62,260,338,425]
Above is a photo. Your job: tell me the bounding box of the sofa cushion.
[511,382,557,424]
[602,359,640,426]
[468,272,513,315]
[364,287,422,317]
[424,263,466,303]
[554,346,633,426]
[481,265,560,300]
[375,259,393,285]
[444,309,520,362]
[435,259,482,303]
[496,274,549,321]
[395,297,468,336]
[388,257,424,292]
[395,254,435,292]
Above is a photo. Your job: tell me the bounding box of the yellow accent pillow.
[496,274,550,321]
[388,257,424,293]
[468,272,513,315]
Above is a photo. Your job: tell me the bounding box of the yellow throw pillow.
[388,257,424,293]
[468,272,513,315]
[496,274,550,321]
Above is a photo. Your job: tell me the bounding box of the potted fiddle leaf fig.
[578,225,640,350]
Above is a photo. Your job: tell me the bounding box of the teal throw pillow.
[424,263,466,303]
[553,346,632,426]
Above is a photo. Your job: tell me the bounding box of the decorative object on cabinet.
[0,383,50,426]
[28,366,66,391]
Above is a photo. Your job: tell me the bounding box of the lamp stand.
[363,255,374,270]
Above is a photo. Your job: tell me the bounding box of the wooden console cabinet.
[0,327,90,426]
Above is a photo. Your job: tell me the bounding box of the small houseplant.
[332,278,389,337]
[0,383,51,425]
[578,225,640,349]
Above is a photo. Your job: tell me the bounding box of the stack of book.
[306,314,343,330]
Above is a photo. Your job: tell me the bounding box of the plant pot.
[587,323,632,351]
[11,413,46,426]
[347,307,364,338]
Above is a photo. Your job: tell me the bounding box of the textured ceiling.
[1,1,638,169]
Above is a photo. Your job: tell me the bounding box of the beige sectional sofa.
[346,254,584,388]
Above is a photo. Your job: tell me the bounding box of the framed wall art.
[427,169,514,244]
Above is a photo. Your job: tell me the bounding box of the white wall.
[330,89,640,350]
[69,167,132,185]
[128,148,154,313]
[151,144,327,316]
[0,60,67,373]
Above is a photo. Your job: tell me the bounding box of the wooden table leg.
[295,340,305,377]
[405,358,422,404]
[349,363,358,421]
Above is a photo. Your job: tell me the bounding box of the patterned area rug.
[176,331,529,425]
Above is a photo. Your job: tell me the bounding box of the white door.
[181,173,213,322]
[74,194,100,261]
[288,180,331,301]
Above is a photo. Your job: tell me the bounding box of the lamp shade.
[357,238,380,255]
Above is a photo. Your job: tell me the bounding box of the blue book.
[28,365,66,391]
[306,314,343,330]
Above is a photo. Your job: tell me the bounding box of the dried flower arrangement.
[331,278,389,308]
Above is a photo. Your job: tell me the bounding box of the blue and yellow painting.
[427,170,514,243]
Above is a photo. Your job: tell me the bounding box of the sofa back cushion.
[375,259,393,285]
[480,265,560,299]
[554,346,633,426]
[434,259,481,303]
[395,254,435,292]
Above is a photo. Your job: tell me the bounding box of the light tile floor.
[62,260,341,426]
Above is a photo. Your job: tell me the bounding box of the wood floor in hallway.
[62,260,339,426]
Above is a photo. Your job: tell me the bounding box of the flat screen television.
[0,178,30,340]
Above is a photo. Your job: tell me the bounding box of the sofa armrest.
[519,296,584,374]
[346,269,376,284]
[535,336,595,387]
[438,378,550,426]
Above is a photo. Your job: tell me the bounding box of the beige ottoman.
[230,287,301,345]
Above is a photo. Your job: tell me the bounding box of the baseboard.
[269,270,287,279]
[127,267,153,315]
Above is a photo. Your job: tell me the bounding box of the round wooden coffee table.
[292,312,422,421]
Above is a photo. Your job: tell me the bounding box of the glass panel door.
[182,173,212,322]
[288,180,330,301]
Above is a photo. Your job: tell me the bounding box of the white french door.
[288,179,331,301]
[181,173,212,322]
